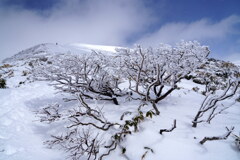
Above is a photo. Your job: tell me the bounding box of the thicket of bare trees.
[33,41,240,159]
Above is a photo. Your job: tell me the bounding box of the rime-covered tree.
[33,52,125,105]
[117,41,210,115]
[34,41,216,159]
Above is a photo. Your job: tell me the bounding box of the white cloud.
[136,15,240,47]
[1,1,240,63]
[0,0,153,61]
[224,52,240,66]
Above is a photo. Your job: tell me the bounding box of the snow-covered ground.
[0,44,240,160]
[0,82,65,160]
[0,78,239,160]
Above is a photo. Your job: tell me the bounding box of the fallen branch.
[141,147,154,160]
[199,127,234,145]
[159,119,176,135]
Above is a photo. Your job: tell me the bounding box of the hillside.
[0,43,239,160]
[2,43,119,63]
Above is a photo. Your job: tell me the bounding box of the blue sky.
[0,0,240,62]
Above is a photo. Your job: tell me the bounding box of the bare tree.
[192,80,239,128]
[117,41,209,115]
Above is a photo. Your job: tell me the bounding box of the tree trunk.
[155,87,175,104]
[112,97,119,105]
[151,102,160,115]
[192,111,201,128]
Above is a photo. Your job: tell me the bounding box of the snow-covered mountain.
[0,43,239,160]
[2,43,120,63]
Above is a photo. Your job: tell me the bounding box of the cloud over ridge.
[0,0,240,61]
[0,0,153,60]
[136,15,240,46]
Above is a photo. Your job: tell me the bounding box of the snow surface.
[0,44,240,160]
[1,77,240,160]
[0,82,65,160]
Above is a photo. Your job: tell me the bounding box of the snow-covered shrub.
[38,96,119,160]
[117,41,209,114]
[0,64,13,69]
[0,64,14,79]
[34,41,213,159]
[192,62,240,127]
[36,94,151,160]
[33,52,125,105]
[191,59,240,91]
[0,78,6,88]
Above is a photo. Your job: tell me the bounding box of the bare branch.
[160,119,177,135]
[199,127,234,145]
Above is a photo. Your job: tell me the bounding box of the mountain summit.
[2,43,120,63]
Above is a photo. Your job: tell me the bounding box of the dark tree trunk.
[155,87,175,104]
[112,97,119,105]
[151,102,160,115]
[192,111,201,128]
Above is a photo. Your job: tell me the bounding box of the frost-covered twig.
[36,103,61,123]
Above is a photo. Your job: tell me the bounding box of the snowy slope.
[0,44,240,160]
[0,82,65,160]
[2,43,120,63]
[0,43,120,87]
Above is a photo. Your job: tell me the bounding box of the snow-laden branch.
[199,127,234,145]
